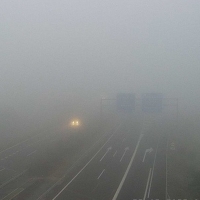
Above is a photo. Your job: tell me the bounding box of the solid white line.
[27,150,37,157]
[52,133,116,200]
[147,136,160,198]
[36,124,121,200]
[97,169,105,180]
[113,150,117,157]
[143,168,152,200]
[112,134,143,200]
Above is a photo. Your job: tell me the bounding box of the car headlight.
[70,120,80,127]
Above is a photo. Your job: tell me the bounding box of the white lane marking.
[113,150,117,157]
[52,132,116,200]
[120,147,129,162]
[2,188,19,200]
[9,188,24,199]
[147,137,160,198]
[142,147,153,162]
[143,168,152,200]
[100,147,112,162]
[0,133,40,155]
[0,144,23,154]
[0,128,57,156]
[97,169,105,180]
[0,169,28,189]
[1,178,31,199]
[0,131,57,160]
[27,150,37,157]
[37,124,122,200]
[2,178,30,200]
[112,134,143,200]
[0,168,5,172]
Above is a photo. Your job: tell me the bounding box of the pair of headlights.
[70,120,80,126]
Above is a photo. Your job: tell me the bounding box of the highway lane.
[43,122,141,200]
[0,131,59,199]
[148,134,167,200]
[115,124,167,200]
[0,122,121,200]
[0,117,168,200]
[41,116,167,200]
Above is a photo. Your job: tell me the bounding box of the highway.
[45,123,139,200]
[115,126,167,200]
[37,117,168,200]
[0,121,120,200]
[0,117,168,200]
[0,131,58,199]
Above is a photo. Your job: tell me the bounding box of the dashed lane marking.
[113,150,117,157]
[97,169,105,180]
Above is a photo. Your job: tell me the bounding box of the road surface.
[0,118,168,200]
[39,118,168,200]
[0,131,58,199]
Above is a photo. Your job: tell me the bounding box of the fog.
[0,0,200,135]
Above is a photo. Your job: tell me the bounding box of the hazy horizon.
[1,0,200,129]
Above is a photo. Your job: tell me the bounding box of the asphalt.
[0,122,118,200]
[0,131,58,199]
[0,118,168,200]
[42,123,137,200]
[116,128,167,200]
[43,118,167,200]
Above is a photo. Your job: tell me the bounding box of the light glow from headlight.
[70,119,80,127]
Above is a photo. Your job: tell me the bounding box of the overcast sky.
[0,0,200,125]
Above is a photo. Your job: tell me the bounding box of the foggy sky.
[1,0,200,126]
